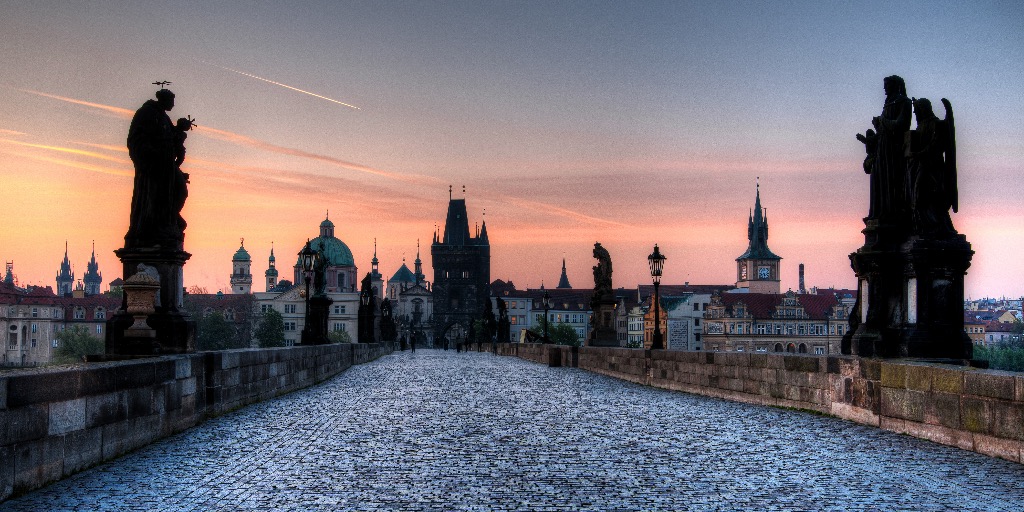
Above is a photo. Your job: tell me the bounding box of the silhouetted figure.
[856,128,879,218]
[907,98,958,236]
[126,88,188,249]
[592,242,613,299]
[869,75,912,222]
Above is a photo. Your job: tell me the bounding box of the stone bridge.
[2,347,1023,511]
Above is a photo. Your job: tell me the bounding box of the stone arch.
[786,343,796,353]
[774,343,783,352]
[798,343,807,354]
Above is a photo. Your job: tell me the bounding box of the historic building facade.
[250,216,361,346]
[702,290,850,354]
[230,240,253,294]
[431,196,490,346]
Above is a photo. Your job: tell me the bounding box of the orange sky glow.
[1,1,1022,300]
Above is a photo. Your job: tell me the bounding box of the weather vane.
[152,80,172,89]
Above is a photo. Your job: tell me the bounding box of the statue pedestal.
[106,247,195,355]
[844,233,973,361]
[301,294,334,345]
[588,297,618,347]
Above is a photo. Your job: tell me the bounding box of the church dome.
[233,243,251,262]
[296,235,355,267]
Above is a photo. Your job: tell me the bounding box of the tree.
[328,329,352,344]
[527,318,581,347]
[186,285,209,295]
[254,308,286,347]
[195,311,244,351]
[54,325,104,363]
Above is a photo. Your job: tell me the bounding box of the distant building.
[556,258,572,289]
[83,242,103,296]
[56,242,75,296]
[230,240,253,294]
[735,182,781,294]
[703,290,850,354]
[251,216,360,346]
[264,245,278,292]
[432,195,490,346]
[1,280,118,366]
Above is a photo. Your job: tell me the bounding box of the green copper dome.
[233,244,251,262]
[295,237,355,267]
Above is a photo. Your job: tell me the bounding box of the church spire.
[556,257,571,289]
[414,239,424,284]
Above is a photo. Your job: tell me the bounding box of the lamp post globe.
[648,244,666,350]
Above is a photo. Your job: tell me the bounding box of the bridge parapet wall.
[506,344,1022,463]
[0,342,393,502]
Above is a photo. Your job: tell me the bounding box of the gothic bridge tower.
[431,191,490,347]
[735,182,782,294]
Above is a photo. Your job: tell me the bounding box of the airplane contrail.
[200,60,360,110]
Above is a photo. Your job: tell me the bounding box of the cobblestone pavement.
[4,350,1023,511]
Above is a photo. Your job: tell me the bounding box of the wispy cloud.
[200,60,360,110]
[0,139,128,164]
[0,147,132,177]
[71,141,128,153]
[0,129,27,136]
[21,89,133,118]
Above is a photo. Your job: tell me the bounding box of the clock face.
[758,267,770,279]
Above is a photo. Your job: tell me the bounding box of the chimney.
[798,263,806,294]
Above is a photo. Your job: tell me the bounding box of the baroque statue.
[591,242,613,299]
[907,97,958,236]
[126,87,192,249]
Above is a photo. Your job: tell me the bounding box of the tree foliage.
[195,311,245,351]
[973,344,1024,372]
[254,308,286,348]
[54,325,104,363]
[328,329,352,344]
[528,318,581,347]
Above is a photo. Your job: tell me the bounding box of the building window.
[694,318,700,326]
[52,339,59,348]
[333,322,346,332]
[693,303,699,311]
[95,308,106,320]
[96,325,103,334]
[261,304,272,313]
[814,346,826,355]
[31,308,38,317]
[31,338,37,348]
[31,323,38,333]
[74,308,85,320]
[284,321,297,331]
[285,304,297,314]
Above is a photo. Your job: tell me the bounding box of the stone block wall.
[503,344,1022,464]
[0,342,393,502]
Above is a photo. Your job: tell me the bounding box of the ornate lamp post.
[542,290,552,344]
[648,244,666,350]
[299,240,316,345]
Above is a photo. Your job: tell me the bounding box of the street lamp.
[299,239,316,344]
[541,290,552,344]
[648,244,666,350]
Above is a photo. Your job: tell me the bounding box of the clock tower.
[736,181,781,294]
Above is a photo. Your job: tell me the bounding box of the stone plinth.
[588,298,618,347]
[300,294,334,345]
[106,246,195,355]
[845,229,974,361]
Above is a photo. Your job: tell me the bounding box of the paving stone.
[3,350,1023,511]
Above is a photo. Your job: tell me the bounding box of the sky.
[1,0,1022,299]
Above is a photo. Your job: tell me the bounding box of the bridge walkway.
[2,350,1022,511]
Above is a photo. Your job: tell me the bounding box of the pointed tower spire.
[557,257,571,288]
[414,239,424,284]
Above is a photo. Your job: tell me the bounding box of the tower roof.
[556,258,571,289]
[389,263,416,284]
[233,239,251,262]
[737,182,781,261]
